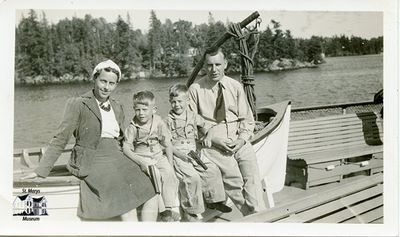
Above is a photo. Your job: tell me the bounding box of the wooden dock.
[209,173,383,223]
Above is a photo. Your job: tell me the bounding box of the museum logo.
[13,190,48,221]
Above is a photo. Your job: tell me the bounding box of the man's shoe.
[160,210,181,222]
[207,202,232,213]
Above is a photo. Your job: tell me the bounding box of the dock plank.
[276,184,383,223]
[341,206,384,224]
[239,174,383,223]
[314,195,383,223]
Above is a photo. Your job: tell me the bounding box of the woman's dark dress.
[78,138,155,219]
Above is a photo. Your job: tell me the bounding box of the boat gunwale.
[251,100,291,144]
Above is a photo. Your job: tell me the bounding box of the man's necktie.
[100,101,111,112]
[214,82,226,122]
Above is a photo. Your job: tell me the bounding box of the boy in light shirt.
[123,90,179,222]
[165,84,231,222]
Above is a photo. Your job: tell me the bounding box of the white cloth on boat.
[253,105,291,200]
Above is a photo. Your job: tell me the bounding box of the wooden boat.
[13,99,383,223]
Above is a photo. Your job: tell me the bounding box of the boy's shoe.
[207,202,232,213]
[160,210,181,222]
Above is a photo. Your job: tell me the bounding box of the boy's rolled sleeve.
[159,120,172,145]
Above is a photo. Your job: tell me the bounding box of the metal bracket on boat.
[345,161,370,167]
[308,164,337,171]
[20,149,35,168]
[40,147,47,160]
[321,161,370,171]
[325,165,336,171]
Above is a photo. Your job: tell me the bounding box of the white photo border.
[0,0,398,236]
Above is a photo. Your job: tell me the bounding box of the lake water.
[14,54,383,148]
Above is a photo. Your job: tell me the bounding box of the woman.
[23,60,158,221]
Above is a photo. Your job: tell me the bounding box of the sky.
[16,9,383,39]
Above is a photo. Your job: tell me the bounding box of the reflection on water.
[14,55,383,148]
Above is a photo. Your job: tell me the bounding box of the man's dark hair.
[205,47,225,59]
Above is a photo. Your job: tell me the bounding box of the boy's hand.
[140,160,157,176]
[175,153,191,162]
[202,133,212,148]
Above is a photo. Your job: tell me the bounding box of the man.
[188,48,265,216]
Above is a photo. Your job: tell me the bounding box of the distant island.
[15,10,383,85]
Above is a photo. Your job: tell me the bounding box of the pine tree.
[306,36,323,63]
[256,26,274,69]
[16,10,45,80]
[283,30,296,58]
[114,16,142,79]
[148,10,162,74]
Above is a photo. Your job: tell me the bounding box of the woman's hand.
[21,172,43,180]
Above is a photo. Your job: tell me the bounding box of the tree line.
[15,10,383,84]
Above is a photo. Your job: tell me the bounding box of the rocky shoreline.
[16,58,320,85]
[262,58,319,72]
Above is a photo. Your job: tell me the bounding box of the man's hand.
[225,138,245,153]
[211,137,235,154]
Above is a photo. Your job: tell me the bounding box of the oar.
[186,11,260,87]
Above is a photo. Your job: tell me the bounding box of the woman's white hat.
[92,59,121,81]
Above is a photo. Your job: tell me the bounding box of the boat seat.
[13,144,79,188]
[238,173,383,223]
[286,111,383,189]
